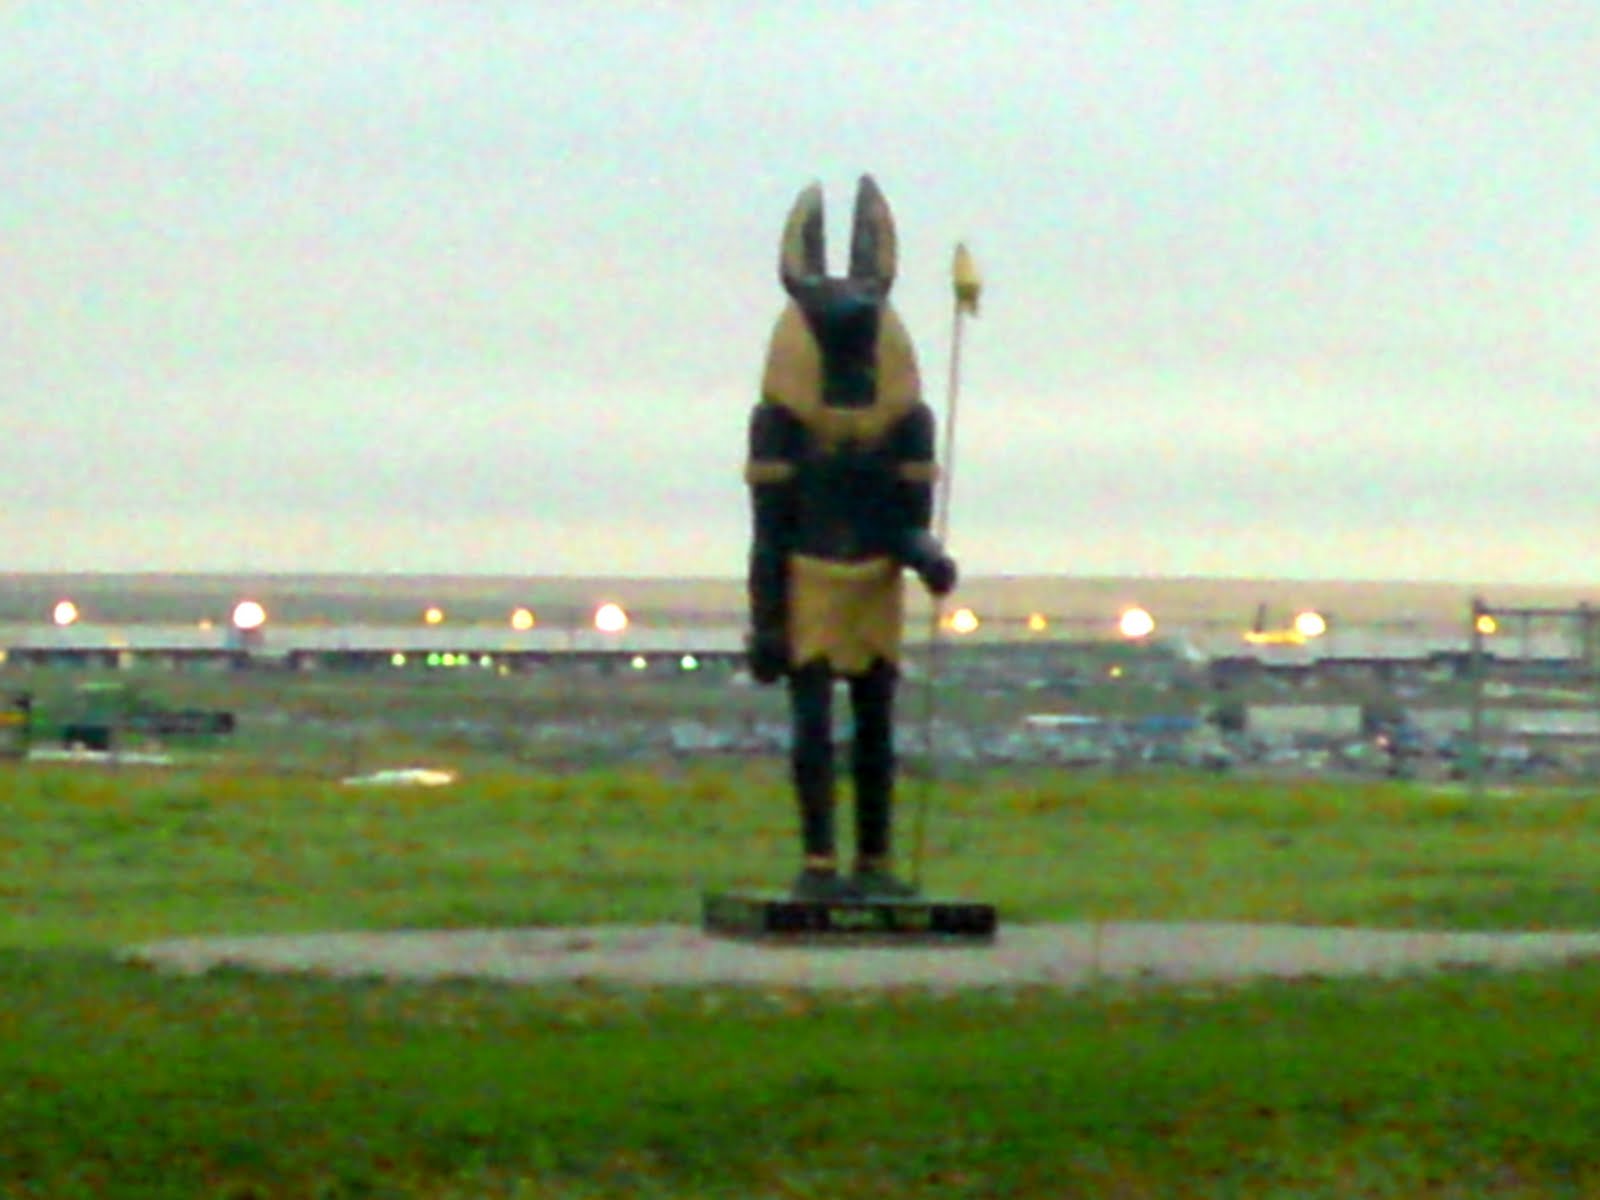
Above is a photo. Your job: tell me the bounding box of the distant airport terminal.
[0,573,1595,683]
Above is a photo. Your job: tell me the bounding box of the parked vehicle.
[38,682,235,752]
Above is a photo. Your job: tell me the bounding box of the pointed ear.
[849,174,897,292]
[779,182,826,295]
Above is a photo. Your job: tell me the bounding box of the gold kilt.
[787,554,905,675]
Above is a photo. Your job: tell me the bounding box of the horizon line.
[1,569,1597,589]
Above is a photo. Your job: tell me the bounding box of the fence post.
[1468,596,1486,798]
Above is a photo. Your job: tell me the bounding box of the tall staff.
[910,243,982,890]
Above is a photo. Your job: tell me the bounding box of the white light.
[594,602,629,633]
[232,600,267,631]
[510,607,535,631]
[1293,610,1328,639]
[52,600,79,627]
[424,606,444,625]
[1118,607,1155,639]
[681,654,700,671]
[947,607,980,635]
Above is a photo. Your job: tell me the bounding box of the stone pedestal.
[702,890,997,943]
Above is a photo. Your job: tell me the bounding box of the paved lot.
[124,921,1600,992]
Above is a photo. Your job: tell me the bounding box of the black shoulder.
[746,400,799,485]
[892,400,936,459]
[749,399,797,448]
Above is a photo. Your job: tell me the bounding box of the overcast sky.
[3,2,1596,582]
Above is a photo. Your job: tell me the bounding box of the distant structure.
[3,596,1597,685]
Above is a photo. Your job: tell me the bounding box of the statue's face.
[789,277,882,373]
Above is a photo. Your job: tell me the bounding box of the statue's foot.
[791,866,853,902]
[849,864,919,899]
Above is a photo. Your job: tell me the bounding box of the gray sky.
[3,2,1596,582]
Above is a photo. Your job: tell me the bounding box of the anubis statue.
[744,175,957,901]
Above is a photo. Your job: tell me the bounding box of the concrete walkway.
[123,921,1600,992]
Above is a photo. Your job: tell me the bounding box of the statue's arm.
[744,401,796,678]
[894,402,958,596]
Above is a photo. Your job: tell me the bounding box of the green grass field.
[8,766,1600,947]
[5,764,1600,1197]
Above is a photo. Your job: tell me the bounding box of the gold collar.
[759,301,922,449]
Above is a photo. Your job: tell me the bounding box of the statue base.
[702,890,998,943]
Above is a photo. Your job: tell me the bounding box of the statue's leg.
[848,658,915,895]
[787,660,843,897]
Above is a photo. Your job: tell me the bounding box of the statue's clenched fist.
[918,552,958,597]
[745,629,789,684]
